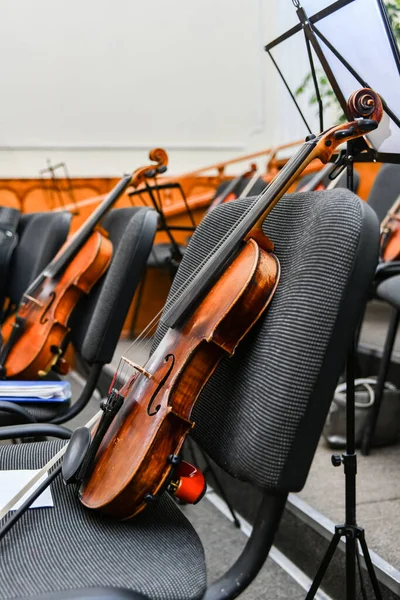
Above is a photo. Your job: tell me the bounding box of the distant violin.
[62,89,382,520]
[0,149,168,379]
[206,163,258,213]
[298,154,345,192]
[380,195,400,261]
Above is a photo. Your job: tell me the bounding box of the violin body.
[0,149,170,380]
[380,196,400,261]
[2,232,112,379]
[79,238,280,518]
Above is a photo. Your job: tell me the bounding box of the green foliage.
[295,0,400,126]
[386,0,400,41]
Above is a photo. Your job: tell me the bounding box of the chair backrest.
[296,168,360,194]
[367,163,400,223]
[212,177,266,201]
[70,207,158,365]
[6,211,72,305]
[153,189,379,493]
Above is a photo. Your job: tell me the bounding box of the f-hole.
[147,353,175,416]
[40,292,56,324]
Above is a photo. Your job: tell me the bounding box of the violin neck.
[163,138,318,329]
[44,174,132,280]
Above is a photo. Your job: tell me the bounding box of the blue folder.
[0,380,71,403]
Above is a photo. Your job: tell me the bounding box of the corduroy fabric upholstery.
[69,208,157,365]
[6,212,72,306]
[0,441,206,600]
[14,590,149,600]
[16,587,149,600]
[153,190,379,492]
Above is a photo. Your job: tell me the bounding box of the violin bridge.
[121,357,152,379]
[24,294,44,308]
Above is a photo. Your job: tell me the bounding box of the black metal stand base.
[306,521,382,599]
[306,325,383,599]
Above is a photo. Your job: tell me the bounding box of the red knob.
[170,461,206,505]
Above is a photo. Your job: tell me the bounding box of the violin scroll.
[314,88,383,164]
[347,88,383,122]
[148,147,168,172]
[130,147,169,188]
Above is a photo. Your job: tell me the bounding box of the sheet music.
[0,470,54,511]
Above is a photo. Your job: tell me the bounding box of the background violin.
[206,163,258,213]
[75,89,383,520]
[380,195,400,261]
[0,148,168,379]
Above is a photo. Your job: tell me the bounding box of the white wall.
[0,0,313,177]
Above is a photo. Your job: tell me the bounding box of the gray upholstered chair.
[0,207,158,428]
[0,189,379,600]
[4,211,72,309]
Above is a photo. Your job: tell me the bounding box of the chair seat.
[376,274,400,309]
[0,441,207,600]
[14,588,149,600]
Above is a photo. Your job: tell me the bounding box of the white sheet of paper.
[0,469,54,511]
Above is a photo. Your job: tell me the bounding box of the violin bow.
[0,410,101,540]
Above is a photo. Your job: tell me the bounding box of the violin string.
[112,145,312,387]
[114,159,285,374]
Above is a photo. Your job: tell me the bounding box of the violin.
[380,195,400,261]
[0,148,168,380]
[64,89,382,520]
[298,153,345,192]
[206,164,258,213]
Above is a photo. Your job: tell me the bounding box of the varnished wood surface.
[2,232,112,378]
[0,178,117,214]
[79,239,280,518]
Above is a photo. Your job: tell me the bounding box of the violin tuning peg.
[156,165,167,174]
[144,168,156,178]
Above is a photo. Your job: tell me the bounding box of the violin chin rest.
[62,426,91,485]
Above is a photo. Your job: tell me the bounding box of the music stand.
[265,2,400,598]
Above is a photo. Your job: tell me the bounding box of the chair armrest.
[0,400,37,423]
[13,589,149,600]
[0,423,71,440]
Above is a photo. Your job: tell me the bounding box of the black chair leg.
[186,438,240,528]
[361,307,400,455]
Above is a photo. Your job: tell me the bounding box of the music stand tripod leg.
[306,334,383,599]
[305,530,341,599]
[358,530,384,599]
